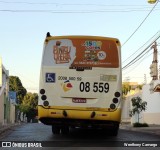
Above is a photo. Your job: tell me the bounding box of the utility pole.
[150,42,158,80]
[159,65,160,79]
[144,74,147,84]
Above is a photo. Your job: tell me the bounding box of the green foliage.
[130,96,147,115]
[9,76,27,104]
[122,83,143,96]
[133,122,149,127]
[137,84,143,90]
[122,82,131,95]
[22,93,38,109]
[20,92,38,122]
[130,96,147,123]
[9,76,38,122]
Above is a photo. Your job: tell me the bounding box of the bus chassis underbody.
[39,117,119,136]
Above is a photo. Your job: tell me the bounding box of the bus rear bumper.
[38,105,121,127]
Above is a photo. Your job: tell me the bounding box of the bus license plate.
[72,98,87,103]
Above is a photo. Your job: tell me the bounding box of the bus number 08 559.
[79,82,109,93]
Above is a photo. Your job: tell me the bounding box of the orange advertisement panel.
[52,38,119,68]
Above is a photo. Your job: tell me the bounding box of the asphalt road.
[0,123,160,149]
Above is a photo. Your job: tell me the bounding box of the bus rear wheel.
[52,125,61,134]
[61,126,69,134]
[110,124,119,136]
[111,127,119,136]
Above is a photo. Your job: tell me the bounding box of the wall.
[122,83,160,125]
[9,91,17,123]
[121,98,131,123]
[0,88,4,125]
[142,84,160,124]
[0,58,4,125]
[121,89,142,124]
[0,57,12,125]
[10,104,15,123]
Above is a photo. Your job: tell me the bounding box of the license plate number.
[72,98,87,103]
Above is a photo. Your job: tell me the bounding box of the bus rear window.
[43,38,119,68]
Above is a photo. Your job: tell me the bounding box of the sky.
[0,0,160,93]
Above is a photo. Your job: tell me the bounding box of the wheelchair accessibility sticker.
[46,73,55,83]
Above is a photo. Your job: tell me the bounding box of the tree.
[9,76,27,122]
[122,82,131,95]
[130,96,147,123]
[122,83,143,96]
[9,76,38,122]
[9,76,27,104]
[20,92,38,122]
[22,93,38,109]
[137,84,143,90]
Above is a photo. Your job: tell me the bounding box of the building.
[0,57,9,125]
[0,57,16,125]
[142,81,160,124]
[122,42,160,125]
[141,41,160,124]
[121,81,160,125]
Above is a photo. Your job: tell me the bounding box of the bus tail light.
[43,101,49,106]
[40,89,45,94]
[110,104,116,109]
[113,98,118,103]
[114,92,120,97]
[39,88,49,106]
[41,95,47,100]
[112,91,121,104]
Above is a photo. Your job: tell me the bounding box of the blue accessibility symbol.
[46,73,55,83]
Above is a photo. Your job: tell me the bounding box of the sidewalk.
[120,123,160,136]
[0,123,22,135]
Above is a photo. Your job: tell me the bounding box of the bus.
[38,32,122,136]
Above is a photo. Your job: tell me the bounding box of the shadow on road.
[52,128,118,140]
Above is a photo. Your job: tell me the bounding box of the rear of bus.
[38,33,122,135]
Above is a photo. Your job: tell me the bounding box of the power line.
[0,1,156,7]
[123,52,153,76]
[0,1,159,13]
[123,31,160,64]
[0,1,58,5]
[122,47,152,70]
[122,1,159,47]
[0,9,159,13]
[122,32,160,71]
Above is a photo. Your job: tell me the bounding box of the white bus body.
[38,33,122,135]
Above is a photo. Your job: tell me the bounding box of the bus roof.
[44,35,121,46]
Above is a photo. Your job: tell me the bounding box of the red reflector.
[51,112,56,114]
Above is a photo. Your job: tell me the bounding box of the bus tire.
[111,128,119,136]
[61,126,69,134]
[110,124,119,136]
[52,125,60,134]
